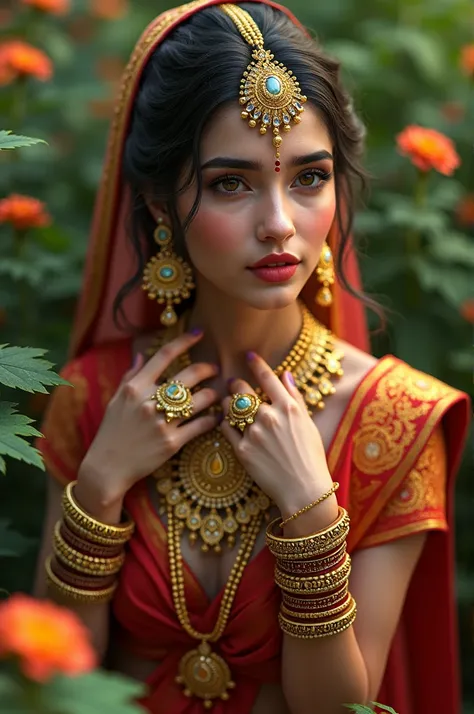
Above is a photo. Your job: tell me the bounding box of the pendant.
[176,641,235,709]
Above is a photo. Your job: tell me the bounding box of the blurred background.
[0,0,473,708]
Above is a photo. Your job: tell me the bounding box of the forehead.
[200,103,333,164]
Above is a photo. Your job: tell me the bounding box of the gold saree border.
[357,518,448,548]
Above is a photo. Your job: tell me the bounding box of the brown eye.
[298,171,318,187]
[221,177,241,192]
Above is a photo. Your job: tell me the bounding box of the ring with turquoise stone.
[151,380,193,423]
[226,393,262,432]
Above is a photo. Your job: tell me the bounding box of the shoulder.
[59,338,133,384]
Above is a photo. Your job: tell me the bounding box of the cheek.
[186,208,242,257]
[301,194,337,247]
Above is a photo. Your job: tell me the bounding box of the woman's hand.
[220,352,335,521]
[77,330,219,505]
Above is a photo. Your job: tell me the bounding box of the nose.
[256,189,296,245]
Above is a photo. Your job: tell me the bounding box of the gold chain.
[220,4,264,48]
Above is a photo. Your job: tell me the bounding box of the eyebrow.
[201,150,334,171]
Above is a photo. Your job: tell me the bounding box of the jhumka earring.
[315,242,335,307]
[220,4,307,172]
[142,218,195,327]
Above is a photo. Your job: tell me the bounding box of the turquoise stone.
[157,229,168,242]
[236,396,251,411]
[160,266,174,279]
[266,76,282,95]
[166,384,180,397]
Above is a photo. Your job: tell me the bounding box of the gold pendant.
[176,641,235,709]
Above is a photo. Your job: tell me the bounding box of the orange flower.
[0,594,96,682]
[21,0,70,15]
[88,0,129,20]
[456,194,474,227]
[0,194,51,231]
[460,44,474,77]
[396,125,461,176]
[67,16,96,43]
[460,299,474,324]
[0,40,53,85]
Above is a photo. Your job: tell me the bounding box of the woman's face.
[177,103,336,311]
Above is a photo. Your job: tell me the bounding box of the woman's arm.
[280,515,426,714]
[33,469,124,661]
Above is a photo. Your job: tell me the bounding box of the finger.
[246,351,289,404]
[227,377,256,396]
[176,413,220,445]
[173,362,219,390]
[219,418,242,451]
[132,329,204,386]
[120,352,144,384]
[282,370,305,404]
[184,387,219,419]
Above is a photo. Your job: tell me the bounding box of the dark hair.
[116,2,372,328]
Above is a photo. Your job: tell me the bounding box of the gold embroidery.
[352,364,452,476]
[348,474,380,529]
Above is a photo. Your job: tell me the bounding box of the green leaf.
[344,705,376,714]
[410,257,473,307]
[0,402,44,475]
[428,233,474,266]
[371,702,399,714]
[0,673,31,714]
[0,519,34,557]
[0,345,68,393]
[0,130,47,151]
[46,671,146,714]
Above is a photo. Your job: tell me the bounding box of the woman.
[34,2,470,713]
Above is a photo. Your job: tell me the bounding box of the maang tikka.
[220,4,307,172]
[142,218,195,327]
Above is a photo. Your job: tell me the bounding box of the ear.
[143,193,170,225]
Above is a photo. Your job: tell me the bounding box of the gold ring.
[151,380,193,422]
[226,393,262,432]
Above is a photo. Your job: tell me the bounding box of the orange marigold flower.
[0,40,53,85]
[460,44,474,77]
[88,0,129,20]
[396,125,461,176]
[460,299,474,324]
[0,194,51,231]
[456,194,474,227]
[0,594,96,682]
[21,0,70,15]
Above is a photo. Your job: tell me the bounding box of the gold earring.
[315,242,335,307]
[142,218,195,327]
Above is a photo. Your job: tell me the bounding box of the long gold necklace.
[151,304,344,707]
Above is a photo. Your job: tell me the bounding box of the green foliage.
[345,705,398,714]
[0,345,67,394]
[0,131,47,151]
[0,402,43,474]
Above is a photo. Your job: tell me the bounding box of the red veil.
[42,2,470,713]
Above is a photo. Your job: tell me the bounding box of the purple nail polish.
[246,351,256,361]
[227,377,235,386]
[189,327,203,336]
[287,371,295,386]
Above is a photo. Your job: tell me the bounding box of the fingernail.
[227,377,235,386]
[287,371,295,386]
[189,327,203,336]
[246,351,256,361]
[133,353,142,368]
[217,412,224,424]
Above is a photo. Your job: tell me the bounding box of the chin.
[236,284,302,311]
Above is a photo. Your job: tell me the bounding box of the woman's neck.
[187,289,303,388]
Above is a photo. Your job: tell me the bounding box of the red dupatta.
[38,1,470,712]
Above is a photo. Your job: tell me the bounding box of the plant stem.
[404,169,429,308]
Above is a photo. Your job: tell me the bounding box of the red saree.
[36,1,471,712]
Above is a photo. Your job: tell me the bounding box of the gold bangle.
[279,597,357,639]
[277,542,346,575]
[280,593,351,620]
[59,521,124,558]
[62,481,135,542]
[275,554,351,594]
[45,556,118,603]
[53,524,125,575]
[266,507,349,560]
[50,556,117,590]
[282,582,349,612]
[280,482,339,528]
[63,513,124,547]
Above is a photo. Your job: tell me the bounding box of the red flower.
[88,0,129,20]
[0,594,96,682]
[460,44,474,77]
[460,299,474,324]
[0,40,53,85]
[21,0,70,15]
[396,126,461,176]
[0,194,51,230]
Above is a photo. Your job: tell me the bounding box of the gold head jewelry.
[219,3,307,171]
[142,218,195,327]
[315,241,335,307]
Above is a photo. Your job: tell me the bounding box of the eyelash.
[210,168,332,195]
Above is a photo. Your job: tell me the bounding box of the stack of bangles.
[45,481,135,603]
[266,499,356,639]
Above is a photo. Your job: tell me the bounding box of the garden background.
[0,0,473,709]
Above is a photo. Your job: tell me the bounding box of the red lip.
[249,253,300,269]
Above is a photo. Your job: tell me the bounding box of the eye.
[211,175,244,194]
[293,169,331,190]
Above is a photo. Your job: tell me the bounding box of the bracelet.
[280,482,339,528]
[279,597,357,639]
[282,582,349,612]
[53,524,125,576]
[62,481,135,543]
[280,593,351,620]
[45,556,118,603]
[275,553,351,594]
[59,521,124,558]
[63,513,124,547]
[277,542,346,575]
[50,555,117,591]
[266,507,349,560]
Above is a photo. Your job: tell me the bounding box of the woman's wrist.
[277,477,339,537]
[76,461,126,525]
